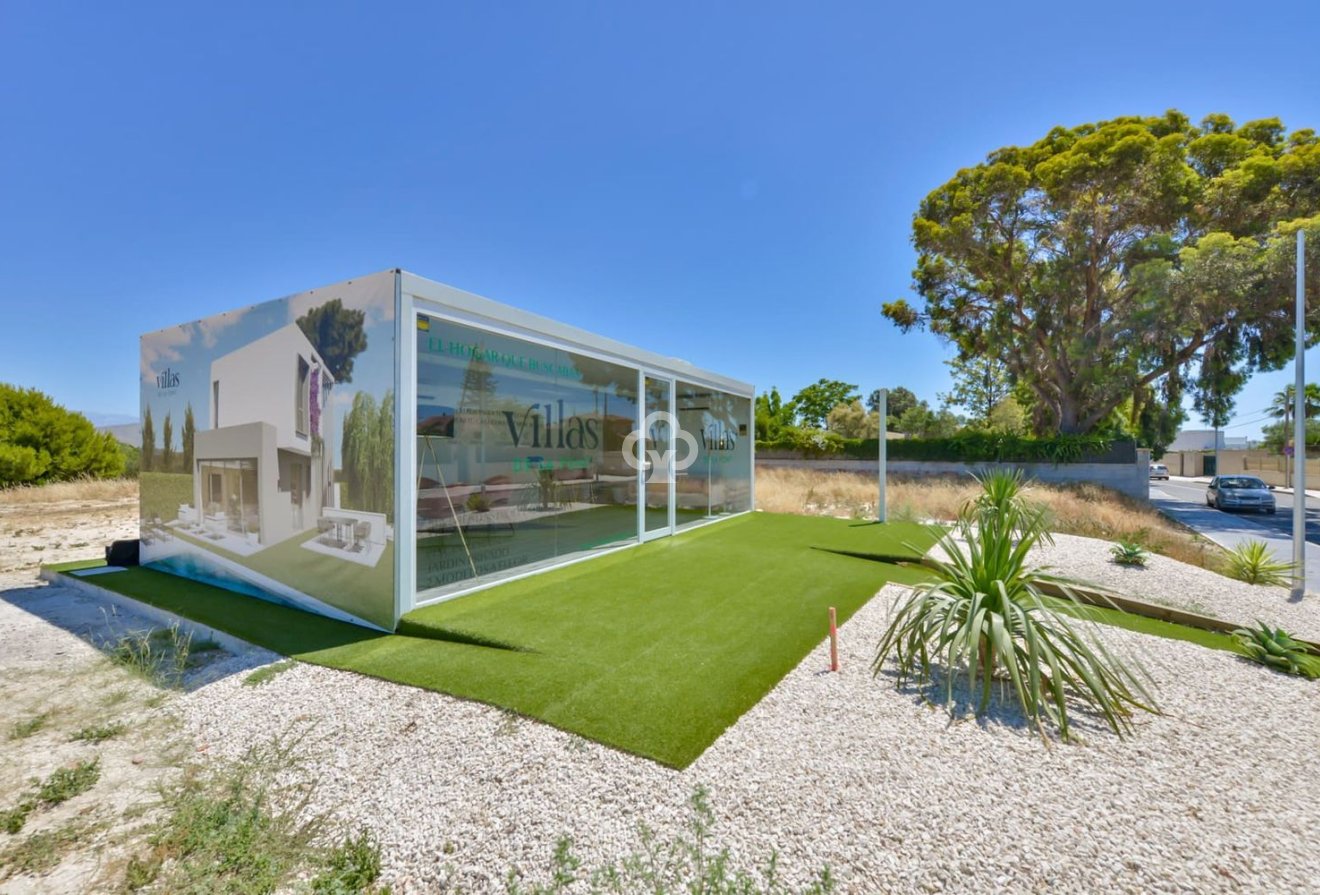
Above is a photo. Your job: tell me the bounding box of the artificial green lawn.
[54,512,937,768]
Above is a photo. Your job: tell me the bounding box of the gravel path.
[1032,532,1320,641]
[178,580,1320,894]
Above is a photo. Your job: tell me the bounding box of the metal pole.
[877,388,888,523]
[1213,420,1220,477]
[1293,228,1306,598]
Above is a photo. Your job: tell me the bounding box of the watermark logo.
[622,411,699,482]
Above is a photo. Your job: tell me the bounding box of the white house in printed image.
[188,324,336,550]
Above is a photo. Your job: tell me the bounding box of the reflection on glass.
[197,459,260,537]
[415,317,641,594]
[643,375,672,534]
[676,382,752,528]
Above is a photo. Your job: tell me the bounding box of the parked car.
[1206,475,1277,514]
[1149,463,1169,480]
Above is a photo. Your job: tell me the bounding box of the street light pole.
[1293,229,1306,598]
[877,388,887,523]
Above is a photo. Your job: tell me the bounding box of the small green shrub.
[1109,541,1149,567]
[9,712,50,740]
[0,819,96,879]
[504,786,834,895]
[1223,541,1293,586]
[1,759,101,834]
[311,829,384,894]
[1234,622,1320,679]
[243,659,297,688]
[873,469,1157,741]
[71,722,127,744]
[108,623,194,688]
[1,804,32,835]
[35,758,101,807]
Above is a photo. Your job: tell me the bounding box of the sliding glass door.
[640,373,675,541]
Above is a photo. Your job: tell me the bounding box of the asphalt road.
[1154,477,1320,545]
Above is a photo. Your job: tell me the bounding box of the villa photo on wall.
[138,271,397,630]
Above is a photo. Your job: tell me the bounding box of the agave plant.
[1109,540,1149,567]
[874,469,1157,741]
[1233,621,1320,679]
[1223,540,1293,586]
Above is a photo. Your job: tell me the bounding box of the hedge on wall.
[756,431,1131,464]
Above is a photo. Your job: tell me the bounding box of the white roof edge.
[400,270,755,397]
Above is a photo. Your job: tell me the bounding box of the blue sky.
[1,1,1317,439]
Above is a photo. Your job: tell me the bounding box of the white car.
[1206,475,1277,515]
[1149,463,1169,480]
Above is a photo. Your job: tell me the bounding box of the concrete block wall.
[757,451,1152,501]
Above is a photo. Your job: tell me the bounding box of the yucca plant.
[1109,540,1149,567]
[874,470,1157,741]
[1233,621,1320,679]
[1223,540,1293,586]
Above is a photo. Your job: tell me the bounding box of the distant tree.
[792,379,860,429]
[941,356,1013,425]
[826,400,880,438]
[867,387,918,427]
[117,441,141,479]
[0,384,125,486]
[883,110,1320,435]
[181,403,196,473]
[1262,418,1320,452]
[161,412,174,472]
[754,387,798,440]
[297,298,368,385]
[340,390,394,519]
[1267,384,1320,422]
[985,397,1028,435]
[895,402,961,439]
[1132,382,1186,459]
[140,406,155,472]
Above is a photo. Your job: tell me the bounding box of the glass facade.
[414,313,753,599]
[675,381,752,527]
[197,458,259,537]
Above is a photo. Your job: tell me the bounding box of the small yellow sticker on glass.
[417,316,431,331]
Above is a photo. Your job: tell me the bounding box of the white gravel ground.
[178,564,1320,893]
[1032,532,1320,641]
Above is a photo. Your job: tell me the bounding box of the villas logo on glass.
[623,411,699,483]
[155,368,181,390]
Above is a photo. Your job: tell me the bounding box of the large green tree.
[161,411,174,472]
[140,406,155,472]
[181,403,196,472]
[883,110,1320,436]
[297,298,368,384]
[341,390,394,519]
[867,386,918,427]
[791,379,860,429]
[0,384,124,486]
[826,400,880,438]
[754,387,797,440]
[940,356,1014,425]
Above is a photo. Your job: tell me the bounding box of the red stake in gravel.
[828,606,839,672]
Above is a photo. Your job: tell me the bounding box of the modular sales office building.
[139,270,754,631]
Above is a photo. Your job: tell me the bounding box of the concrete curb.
[38,567,263,657]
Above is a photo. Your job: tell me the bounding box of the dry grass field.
[0,478,138,506]
[0,479,139,575]
[755,466,1224,569]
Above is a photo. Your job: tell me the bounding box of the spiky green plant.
[1109,540,1149,567]
[1223,541,1294,586]
[1233,621,1320,679]
[874,470,1157,741]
